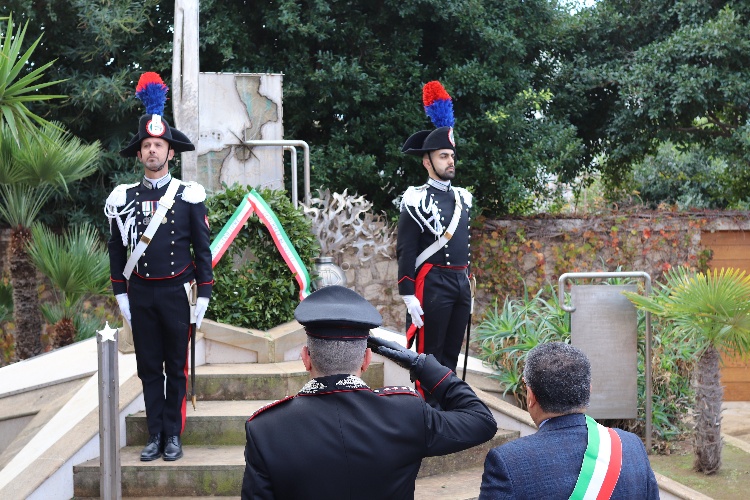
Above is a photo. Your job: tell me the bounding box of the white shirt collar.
[143,173,172,190]
[427,178,451,192]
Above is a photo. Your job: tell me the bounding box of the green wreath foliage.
[205,185,319,331]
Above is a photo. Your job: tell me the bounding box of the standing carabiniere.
[105,72,213,462]
[396,81,472,400]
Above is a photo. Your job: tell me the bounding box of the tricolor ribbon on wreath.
[209,189,312,300]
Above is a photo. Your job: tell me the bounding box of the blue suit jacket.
[479,413,659,499]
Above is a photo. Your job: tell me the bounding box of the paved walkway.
[722,401,750,452]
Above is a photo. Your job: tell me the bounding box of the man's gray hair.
[523,342,590,414]
[307,337,367,376]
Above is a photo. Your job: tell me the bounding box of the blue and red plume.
[422,81,454,128]
[135,72,169,116]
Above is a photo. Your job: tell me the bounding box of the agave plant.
[624,266,750,474]
[0,14,65,143]
[475,285,571,408]
[27,223,110,348]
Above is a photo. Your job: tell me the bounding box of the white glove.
[115,293,131,328]
[194,297,210,329]
[402,295,424,328]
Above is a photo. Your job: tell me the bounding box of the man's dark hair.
[523,342,590,414]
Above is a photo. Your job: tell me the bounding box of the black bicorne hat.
[294,285,382,340]
[401,126,456,156]
[401,81,456,156]
[119,114,196,158]
[119,72,195,158]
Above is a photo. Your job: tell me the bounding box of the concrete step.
[414,465,485,500]
[193,361,384,401]
[126,400,273,446]
[73,445,245,497]
[74,430,516,497]
[76,466,486,500]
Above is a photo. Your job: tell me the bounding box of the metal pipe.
[243,140,311,207]
[284,146,298,208]
[558,271,654,452]
[97,323,122,499]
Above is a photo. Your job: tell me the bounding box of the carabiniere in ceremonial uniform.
[105,72,213,462]
[397,81,472,391]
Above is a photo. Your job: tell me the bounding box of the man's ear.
[167,148,175,161]
[526,385,537,409]
[361,347,372,373]
[301,346,312,372]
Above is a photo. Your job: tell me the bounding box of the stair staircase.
[72,359,518,499]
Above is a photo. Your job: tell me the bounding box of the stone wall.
[337,211,750,331]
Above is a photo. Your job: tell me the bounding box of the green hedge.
[205,185,319,331]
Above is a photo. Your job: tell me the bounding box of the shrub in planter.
[205,185,319,331]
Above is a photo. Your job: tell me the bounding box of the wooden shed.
[702,229,750,401]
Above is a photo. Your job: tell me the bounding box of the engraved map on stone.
[197,73,284,194]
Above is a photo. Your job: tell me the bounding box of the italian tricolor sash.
[569,415,623,500]
[209,189,312,300]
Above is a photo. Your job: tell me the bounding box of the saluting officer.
[397,81,473,394]
[105,72,213,462]
[241,285,497,499]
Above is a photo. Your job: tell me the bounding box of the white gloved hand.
[402,294,424,328]
[115,293,131,328]
[194,297,210,329]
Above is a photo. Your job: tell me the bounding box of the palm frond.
[0,15,66,142]
[27,223,110,316]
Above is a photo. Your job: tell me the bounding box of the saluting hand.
[367,335,426,381]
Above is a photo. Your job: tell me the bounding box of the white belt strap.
[415,189,463,269]
[123,178,181,280]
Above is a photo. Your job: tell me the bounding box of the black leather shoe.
[140,433,162,461]
[163,435,183,461]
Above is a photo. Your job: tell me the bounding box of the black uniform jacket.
[106,177,213,298]
[397,182,472,295]
[241,355,497,500]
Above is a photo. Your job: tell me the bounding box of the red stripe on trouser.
[409,264,432,397]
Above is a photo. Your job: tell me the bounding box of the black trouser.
[417,266,471,373]
[129,277,191,436]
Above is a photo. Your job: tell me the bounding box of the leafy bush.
[475,283,695,452]
[205,185,319,331]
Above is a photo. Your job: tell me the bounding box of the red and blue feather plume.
[422,81,454,128]
[135,72,169,116]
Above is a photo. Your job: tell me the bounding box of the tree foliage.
[3,0,750,218]
[552,1,750,201]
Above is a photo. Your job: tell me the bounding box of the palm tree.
[27,223,110,348]
[0,122,100,358]
[0,14,65,143]
[624,267,750,474]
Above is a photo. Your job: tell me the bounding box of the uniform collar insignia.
[298,374,369,395]
[142,173,172,190]
[427,178,451,192]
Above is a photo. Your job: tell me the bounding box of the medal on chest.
[141,200,167,225]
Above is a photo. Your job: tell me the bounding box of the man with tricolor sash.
[397,81,472,405]
[105,72,213,462]
[479,342,659,499]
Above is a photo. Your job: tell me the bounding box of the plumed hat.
[294,285,382,340]
[401,81,456,156]
[119,72,195,158]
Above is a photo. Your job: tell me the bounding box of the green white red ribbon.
[210,189,312,300]
[569,415,623,500]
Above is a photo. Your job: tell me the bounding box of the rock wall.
[337,211,750,330]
